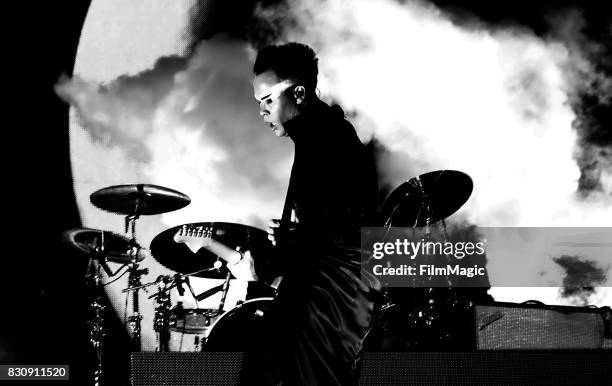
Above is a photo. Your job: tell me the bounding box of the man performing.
[217,42,380,385]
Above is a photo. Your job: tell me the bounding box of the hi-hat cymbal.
[150,222,269,279]
[63,228,145,264]
[382,170,473,227]
[90,184,191,216]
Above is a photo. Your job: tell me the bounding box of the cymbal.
[382,170,473,227]
[150,222,269,279]
[90,184,191,216]
[63,228,145,264]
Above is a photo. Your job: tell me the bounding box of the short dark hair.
[253,43,319,92]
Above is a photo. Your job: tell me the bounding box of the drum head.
[204,298,274,352]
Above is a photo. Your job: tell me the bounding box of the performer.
[247,42,380,385]
[205,42,380,385]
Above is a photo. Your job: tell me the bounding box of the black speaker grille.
[131,352,611,385]
[358,352,610,385]
[475,304,605,350]
[131,352,243,385]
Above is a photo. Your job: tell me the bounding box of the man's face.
[253,70,297,137]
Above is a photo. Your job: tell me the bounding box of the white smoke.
[261,0,611,227]
[58,38,293,230]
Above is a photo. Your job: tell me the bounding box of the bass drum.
[204,297,274,352]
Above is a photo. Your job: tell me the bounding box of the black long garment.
[248,100,380,386]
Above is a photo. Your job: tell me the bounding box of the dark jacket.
[249,100,380,386]
[255,99,378,280]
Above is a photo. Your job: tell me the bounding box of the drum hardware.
[125,265,148,351]
[152,276,173,352]
[382,170,473,229]
[90,184,191,351]
[380,170,475,348]
[86,252,106,386]
[123,273,198,352]
[194,283,224,302]
[139,271,229,352]
[63,228,146,386]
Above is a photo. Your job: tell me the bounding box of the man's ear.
[293,85,306,104]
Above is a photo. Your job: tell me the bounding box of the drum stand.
[86,233,132,385]
[85,250,108,386]
[381,176,458,348]
[145,274,195,352]
[124,213,147,351]
[152,276,173,352]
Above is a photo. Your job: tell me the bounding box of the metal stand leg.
[126,265,147,351]
[153,277,172,352]
[87,260,106,386]
[124,212,147,351]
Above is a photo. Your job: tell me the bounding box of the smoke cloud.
[58,37,292,228]
[553,255,608,306]
[249,0,611,227]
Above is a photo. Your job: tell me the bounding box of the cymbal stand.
[125,213,139,240]
[152,276,172,352]
[125,262,148,351]
[85,252,106,386]
[414,176,456,346]
[124,210,147,351]
[413,176,433,236]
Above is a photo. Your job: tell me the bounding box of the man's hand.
[227,249,258,281]
[267,219,298,247]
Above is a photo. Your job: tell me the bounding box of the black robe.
[247,100,380,385]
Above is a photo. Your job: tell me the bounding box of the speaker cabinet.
[474,302,610,350]
[131,352,611,385]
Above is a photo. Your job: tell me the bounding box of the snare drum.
[204,297,274,351]
[169,308,221,352]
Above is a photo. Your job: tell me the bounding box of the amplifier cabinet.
[474,302,610,350]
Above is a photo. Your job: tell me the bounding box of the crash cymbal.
[382,170,473,227]
[90,184,191,216]
[150,222,269,279]
[63,228,145,264]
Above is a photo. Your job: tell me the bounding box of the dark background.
[3,1,609,385]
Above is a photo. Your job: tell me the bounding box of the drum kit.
[64,170,476,382]
[376,170,485,350]
[63,184,273,384]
